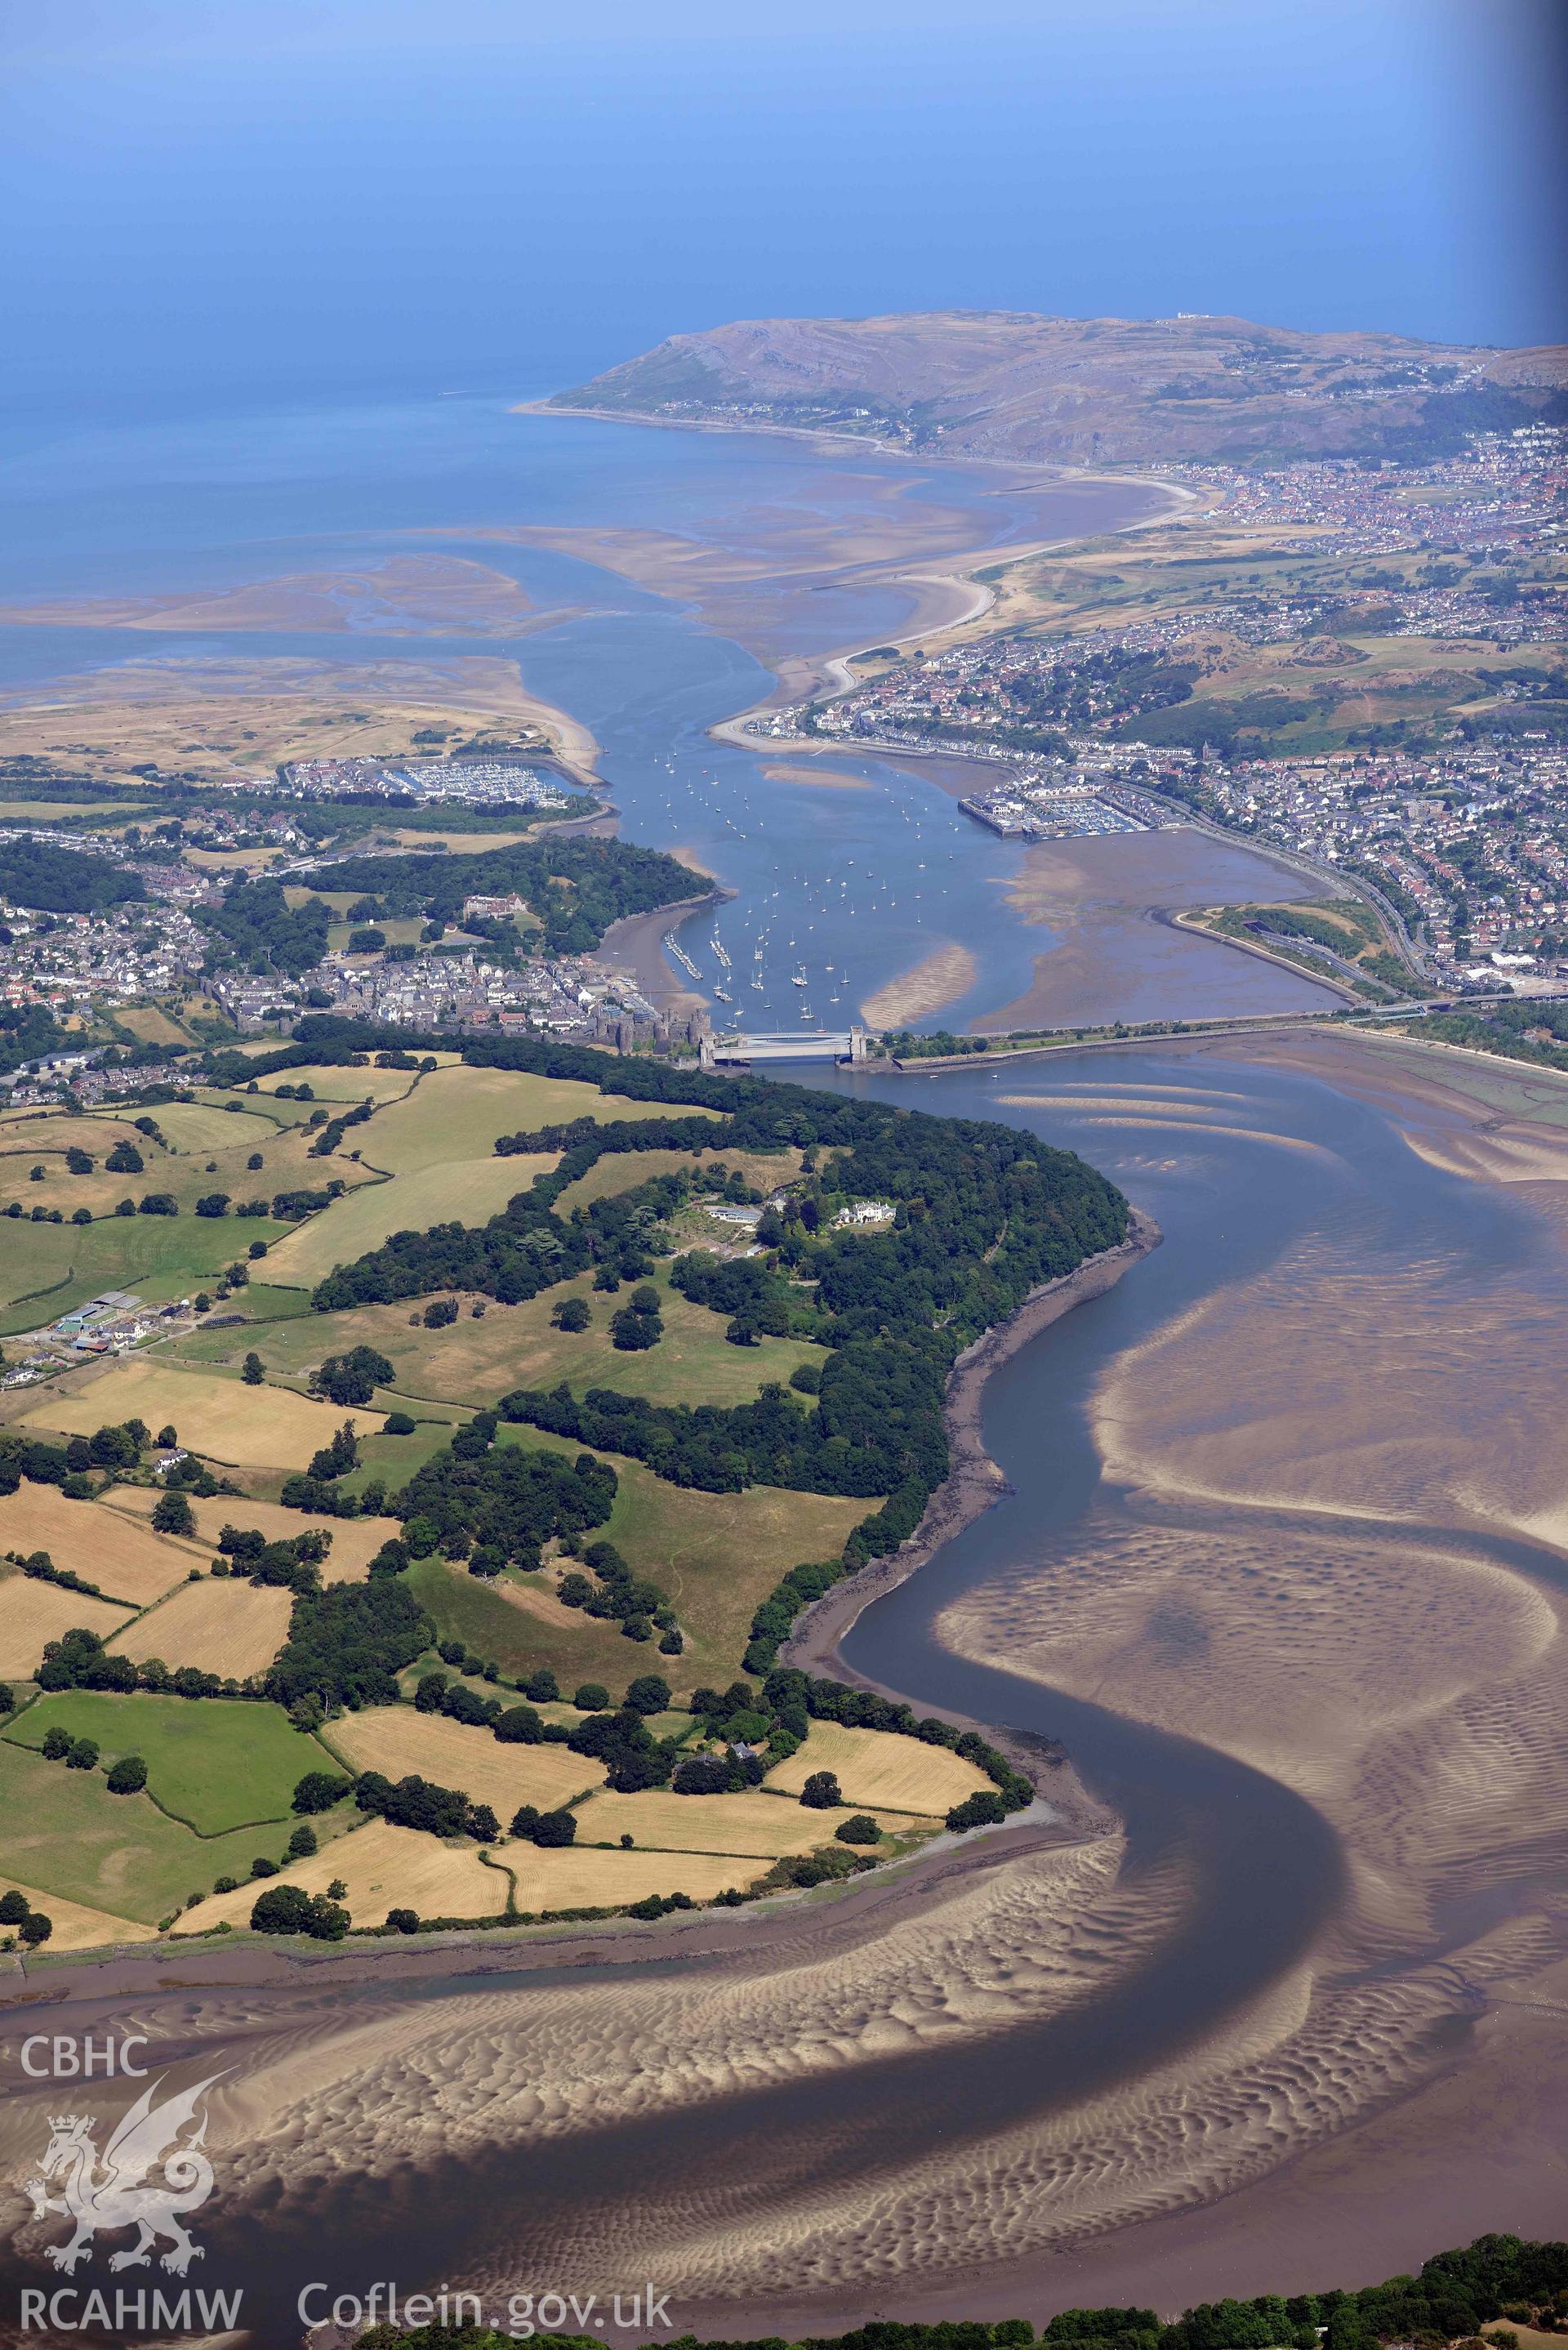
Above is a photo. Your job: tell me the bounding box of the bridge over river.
[701,1028,869,1068]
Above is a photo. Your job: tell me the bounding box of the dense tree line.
[312,1344,395,1406]
[310,1114,719,1313]
[742,1558,848,1674]
[265,1579,432,1710]
[34,1625,238,1702]
[563,1703,676,1792]
[308,835,697,956]
[0,839,145,914]
[219,1016,1125,1657]
[215,1523,333,1595]
[1416,998,1568,1076]
[354,1769,498,1841]
[497,1371,931,1501]
[0,1002,67,1079]
[385,1427,617,1572]
[357,2233,1568,2350]
[198,877,332,977]
[309,1043,1125,1363]
[301,1036,1122,1590]
[556,1536,681,1652]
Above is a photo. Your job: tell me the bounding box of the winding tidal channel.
[5,1034,1568,2344]
[0,400,1564,2340]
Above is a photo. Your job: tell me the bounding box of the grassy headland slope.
[550,310,1568,467]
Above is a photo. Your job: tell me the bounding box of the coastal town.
[0,863,700,1095]
[747,420,1568,992]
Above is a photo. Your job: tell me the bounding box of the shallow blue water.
[0,394,1332,1031]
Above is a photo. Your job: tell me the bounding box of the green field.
[595,1456,866,1687]
[326,916,426,951]
[340,1407,467,1499]
[406,1430,868,1691]
[250,1058,448,1104]
[172,1266,826,1411]
[3,1692,328,1834]
[0,1741,303,1926]
[354,1064,704,1174]
[21,1100,375,1222]
[193,1089,318,1129]
[135,1100,282,1153]
[550,1144,796,1217]
[229,1282,318,1324]
[0,799,154,822]
[404,1554,644,1687]
[0,1210,298,1335]
[262,1155,553,1288]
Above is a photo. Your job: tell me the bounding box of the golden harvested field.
[135,1100,279,1153]
[765,1723,992,1816]
[185,845,282,871]
[404,1556,650,1692]
[253,1060,439,1105]
[391,827,540,853]
[110,1579,292,1679]
[0,1109,145,1161]
[576,1789,926,1857]
[179,1818,510,1932]
[0,1483,199,1606]
[5,1099,376,1221]
[551,1146,798,1217]
[0,1876,158,1952]
[104,1487,394,1580]
[113,1005,189,1047]
[0,1567,132,1677]
[0,800,153,822]
[264,1154,555,1286]
[215,1272,825,1411]
[506,1843,759,1911]
[322,1706,605,1813]
[23,1362,376,1469]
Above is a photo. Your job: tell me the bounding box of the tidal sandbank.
[858,941,980,1029]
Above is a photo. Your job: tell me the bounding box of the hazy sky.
[4,0,1565,418]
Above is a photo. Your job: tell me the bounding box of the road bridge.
[701,1029,868,1068]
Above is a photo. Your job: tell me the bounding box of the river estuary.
[0,402,1564,2339]
[4,1033,1566,2342]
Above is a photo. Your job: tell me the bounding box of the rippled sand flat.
[8,1037,1568,2326]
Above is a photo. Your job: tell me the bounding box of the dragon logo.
[22,2073,224,2276]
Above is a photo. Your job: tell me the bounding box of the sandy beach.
[593,852,733,1017]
